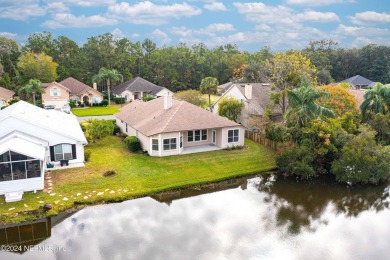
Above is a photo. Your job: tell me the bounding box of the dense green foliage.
[217,97,244,122]
[199,76,218,105]
[360,83,390,119]
[125,136,142,152]
[18,78,43,105]
[84,119,115,142]
[174,89,207,107]
[93,67,123,105]
[17,52,58,83]
[142,94,155,102]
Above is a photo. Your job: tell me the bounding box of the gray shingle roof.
[340,75,374,86]
[112,77,166,96]
[115,97,240,137]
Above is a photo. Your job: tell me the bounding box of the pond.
[1,174,390,259]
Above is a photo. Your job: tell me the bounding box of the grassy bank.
[0,136,276,224]
[71,104,121,116]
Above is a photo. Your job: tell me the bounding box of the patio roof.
[0,138,46,161]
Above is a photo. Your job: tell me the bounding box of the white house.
[115,95,245,157]
[0,101,87,202]
[112,77,173,102]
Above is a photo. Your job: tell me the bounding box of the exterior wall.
[42,84,70,109]
[182,129,211,148]
[0,117,85,166]
[80,89,104,104]
[121,90,135,102]
[0,97,13,107]
[212,86,246,116]
[220,126,245,148]
[0,176,44,195]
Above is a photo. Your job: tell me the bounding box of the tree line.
[0,33,389,93]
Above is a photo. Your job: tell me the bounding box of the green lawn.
[71,104,121,116]
[0,136,276,224]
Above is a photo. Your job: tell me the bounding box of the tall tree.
[318,84,359,116]
[23,32,54,55]
[360,83,390,119]
[52,36,82,80]
[93,68,123,105]
[264,51,318,114]
[199,76,218,105]
[218,97,244,122]
[285,85,335,127]
[17,52,58,84]
[18,79,43,105]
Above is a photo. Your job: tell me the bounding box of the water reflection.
[253,175,390,234]
[1,174,390,260]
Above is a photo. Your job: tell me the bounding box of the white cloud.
[0,32,17,38]
[46,2,70,13]
[131,33,140,38]
[350,11,390,25]
[148,29,171,44]
[286,0,355,5]
[111,28,125,39]
[255,24,272,31]
[233,2,294,24]
[204,2,227,11]
[335,24,390,36]
[295,11,340,22]
[202,23,235,33]
[45,0,116,7]
[42,13,117,28]
[171,23,235,39]
[0,3,45,20]
[107,1,202,25]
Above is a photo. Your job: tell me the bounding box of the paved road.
[77,115,116,122]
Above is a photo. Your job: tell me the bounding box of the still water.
[1,174,390,260]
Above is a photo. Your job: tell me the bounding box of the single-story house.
[0,86,15,108]
[0,101,87,201]
[112,77,173,102]
[41,82,71,109]
[60,77,103,105]
[340,75,376,90]
[211,83,282,128]
[115,95,244,157]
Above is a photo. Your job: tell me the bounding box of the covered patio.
[181,144,221,155]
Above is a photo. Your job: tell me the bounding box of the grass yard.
[71,104,121,116]
[0,136,276,224]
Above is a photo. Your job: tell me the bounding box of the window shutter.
[50,146,55,161]
[71,144,77,159]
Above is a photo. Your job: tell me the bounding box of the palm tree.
[200,77,219,106]
[18,79,43,105]
[285,85,336,127]
[360,83,390,119]
[93,68,123,106]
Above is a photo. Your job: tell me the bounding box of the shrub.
[101,99,109,106]
[142,94,155,102]
[103,170,117,177]
[218,97,244,122]
[79,122,86,132]
[84,150,92,162]
[114,97,126,104]
[69,100,76,108]
[85,119,115,142]
[174,90,207,107]
[125,136,142,152]
[276,145,316,178]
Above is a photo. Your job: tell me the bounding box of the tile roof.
[115,97,240,136]
[0,86,15,100]
[112,77,166,96]
[42,82,71,92]
[59,77,99,95]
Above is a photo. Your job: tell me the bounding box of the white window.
[51,87,60,96]
[228,129,239,143]
[152,139,159,151]
[71,96,80,101]
[188,130,207,142]
[54,144,73,161]
[163,138,177,151]
[92,96,101,104]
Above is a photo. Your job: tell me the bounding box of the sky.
[0,0,389,52]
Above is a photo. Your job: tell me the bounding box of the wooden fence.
[245,130,293,153]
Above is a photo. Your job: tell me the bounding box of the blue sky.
[0,0,389,52]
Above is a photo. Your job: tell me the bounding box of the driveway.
[77,115,116,122]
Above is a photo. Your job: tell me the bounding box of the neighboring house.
[0,86,15,108]
[0,101,87,202]
[340,75,376,90]
[211,83,281,128]
[60,77,103,105]
[115,95,244,157]
[112,77,173,102]
[347,89,367,108]
[41,82,70,109]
